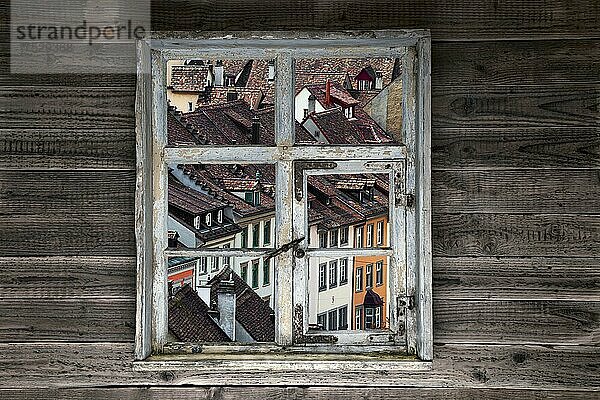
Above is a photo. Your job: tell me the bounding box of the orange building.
[352,214,388,330]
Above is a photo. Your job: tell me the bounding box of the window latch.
[266,236,306,260]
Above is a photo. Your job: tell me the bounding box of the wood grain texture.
[432,169,600,214]
[0,170,135,256]
[432,85,600,128]
[0,387,596,400]
[433,214,600,257]
[0,87,134,130]
[0,170,135,214]
[0,298,135,342]
[0,343,598,389]
[433,257,600,301]
[0,257,135,298]
[0,128,135,169]
[434,300,599,345]
[432,40,600,86]
[0,214,135,256]
[432,127,600,169]
[148,0,600,39]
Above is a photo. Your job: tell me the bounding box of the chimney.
[375,71,383,90]
[214,60,224,86]
[216,275,236,340]
[167,231,179,248]
[308,94,316,114]
[267,60,275,81]
[251,115,260,144]
[196,284,211,306]
[325,79,331,105]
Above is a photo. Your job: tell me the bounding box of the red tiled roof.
[295,57,400,90]
[168,284,232,342]
[202,87,265,110]
[169,173,226,214]
[170,65,211,92]
[304,81,360,109]
[180,164,275,218]
[295,71,351,94]
[306,108,366,144]
[182,100,275,146]
[245,59,275,104]
[167,111,201,145]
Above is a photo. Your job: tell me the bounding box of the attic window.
[135,31,432,375]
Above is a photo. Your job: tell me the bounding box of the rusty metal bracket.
[294,161,337,201]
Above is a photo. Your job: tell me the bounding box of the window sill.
[133,351,432,377]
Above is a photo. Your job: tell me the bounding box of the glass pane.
[167,59,276,146]
[167,163,275,249]
[294,57,402,145]
[308,256,390,332]
[307,174,390,249]
[167,256,275,343]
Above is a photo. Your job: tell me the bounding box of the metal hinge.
[397,295,415,317]
[396,193,415,208]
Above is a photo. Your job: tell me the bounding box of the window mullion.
[274,51,295,345]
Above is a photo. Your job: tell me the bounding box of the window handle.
[266,236,305,260]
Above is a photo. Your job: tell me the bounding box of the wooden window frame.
[134,30,432,378]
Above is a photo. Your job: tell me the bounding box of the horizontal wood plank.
[434,300,599,345]
[0,214,135,256]
[0,343,598,389]
[0,87,134,130]
[0,129,135,169]
[433,214,600,257]
[432,127,600,169]
[432,169,600,213]
[0,257,135,299]
[149,1,600,40]
[0,298,134,342]
[432,40,600,86]
[432,85,599,128]
[433,257,600,301]
[0,170,134,214]
[0,387,595,400]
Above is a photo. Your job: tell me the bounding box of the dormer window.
[226,91,238,101]
[268,60,275,82]
[193,216,201,229]
[217,209,223,223]
[357,79,370,91]
[344,106,355,119]
[205,212,212,227]
[225,75,235,86]
[255,192,261,205]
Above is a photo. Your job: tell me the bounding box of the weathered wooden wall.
[0,1,599,398]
